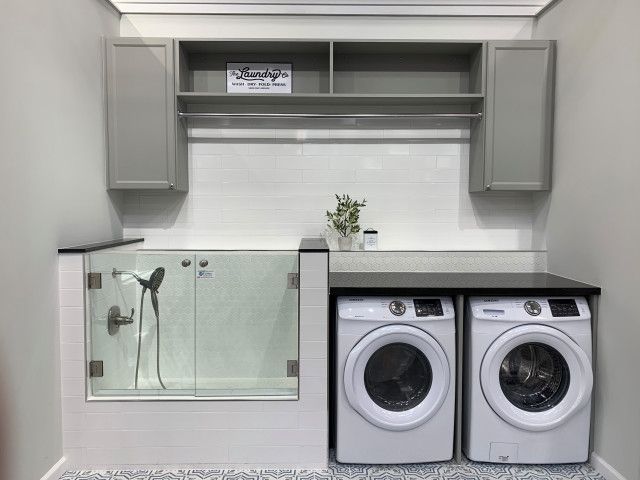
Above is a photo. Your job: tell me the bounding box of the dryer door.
[344,324,450,431]
[481,324,593,432]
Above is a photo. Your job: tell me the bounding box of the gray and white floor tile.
[59,456,604,480]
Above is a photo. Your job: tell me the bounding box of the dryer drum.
[499,342,571,412]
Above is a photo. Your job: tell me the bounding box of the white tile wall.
[58,251,329,469]
[121,124,536,250]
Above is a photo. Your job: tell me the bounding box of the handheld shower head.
[140,267,165,292]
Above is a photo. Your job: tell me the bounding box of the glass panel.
[499,342,570,412]
[86,251,196,397]
[195,251,299,398]
[364,343,432,412]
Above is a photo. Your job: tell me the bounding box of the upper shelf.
[177,92,484,107]
[176,40,486,101]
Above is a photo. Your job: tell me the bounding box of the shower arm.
[112,268,143,282]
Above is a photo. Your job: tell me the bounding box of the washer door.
[344,324,450,431]
[481,324,593,432]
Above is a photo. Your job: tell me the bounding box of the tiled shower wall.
[121,123,538,250]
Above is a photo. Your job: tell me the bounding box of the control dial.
[524,300,542,316]
[389,300,406,316]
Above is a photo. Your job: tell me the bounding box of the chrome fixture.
[181,259,192,267]
[107,305,135,336]
[199,259,209,268]
[112,267,167,389]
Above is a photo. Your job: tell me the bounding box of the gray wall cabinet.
[106,38,187,191]
[104,38,554,193]
[470,40,555,192]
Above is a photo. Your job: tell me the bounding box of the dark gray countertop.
[58,238,144,254]
[299,237,330,252]
[330,272,600,296]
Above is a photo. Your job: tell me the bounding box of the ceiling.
[107,0,558,16]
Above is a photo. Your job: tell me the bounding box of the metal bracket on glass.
[87,272,102,289]
[287,273,299,289]
[287,360,299,377]
[89,360,103,378]
[108,305,135,336]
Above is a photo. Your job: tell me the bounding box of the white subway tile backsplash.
[381,155,437,170]
[219,155,276,169]
[248,143,303,156]
[249,169,303,183]
[329,156,382,170]
[302,169,356,183]
[123,126,535,250]
[276,155,328,170]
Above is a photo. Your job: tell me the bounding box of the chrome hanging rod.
[177,111,482,119]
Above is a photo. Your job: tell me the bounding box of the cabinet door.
[482,40,554,191]
[106,38,178,190]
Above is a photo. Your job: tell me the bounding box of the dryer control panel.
[467,297,590,322]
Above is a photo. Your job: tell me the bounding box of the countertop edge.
[58,238,145,254]
[299,237,330,252]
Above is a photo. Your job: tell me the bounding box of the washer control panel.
[389,300,406,316]
[523,300,542,316]
[337,296,455,322]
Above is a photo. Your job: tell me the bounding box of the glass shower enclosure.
[85,250,299,400]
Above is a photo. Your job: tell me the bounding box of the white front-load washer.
[464,297,593,464]
[336,296,456,464]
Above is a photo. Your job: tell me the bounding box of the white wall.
[118,15,540,251]
[0,1,122,478]
[533,2,640,480]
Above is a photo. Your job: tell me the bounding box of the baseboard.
[40,456,67,480]
[591,453,627,480]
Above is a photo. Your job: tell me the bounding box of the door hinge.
[89,360,103,378]
[287,272,299,289]
[287,360,299,377]
[87,272,102,290]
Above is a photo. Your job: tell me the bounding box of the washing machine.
[464,297,593,464]
[336,296,456,464]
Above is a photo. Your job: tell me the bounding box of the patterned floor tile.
[58,457,605,480]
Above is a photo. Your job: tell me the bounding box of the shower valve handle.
[108,306,135,335]
[110,307,135,325]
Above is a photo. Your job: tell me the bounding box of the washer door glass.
[364,342,433,412]
[480,324,592,432]
[499,342,570,412]
[343,324,450,431]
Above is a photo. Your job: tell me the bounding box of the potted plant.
[326,194,367,251]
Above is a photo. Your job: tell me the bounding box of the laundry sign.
[226,62,292,93]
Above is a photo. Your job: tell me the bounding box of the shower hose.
[134,287,167,389]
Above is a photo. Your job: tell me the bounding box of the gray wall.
[534,1,640,479]
[0,1,121,478]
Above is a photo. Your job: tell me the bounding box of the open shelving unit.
[175,39,486,115]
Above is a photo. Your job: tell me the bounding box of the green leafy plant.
[326,194,367,238]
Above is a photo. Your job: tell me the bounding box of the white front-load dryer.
[336,296,455,464]
[464,297,593,464]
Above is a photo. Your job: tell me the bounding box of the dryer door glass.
[499,342,570,412]
[364,342,432,412]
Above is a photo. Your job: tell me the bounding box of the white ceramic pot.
[337,236,353,251]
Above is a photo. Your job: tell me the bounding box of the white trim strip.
[40,457,67,480]
[109,1,551,16]
[591,453,628,480]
